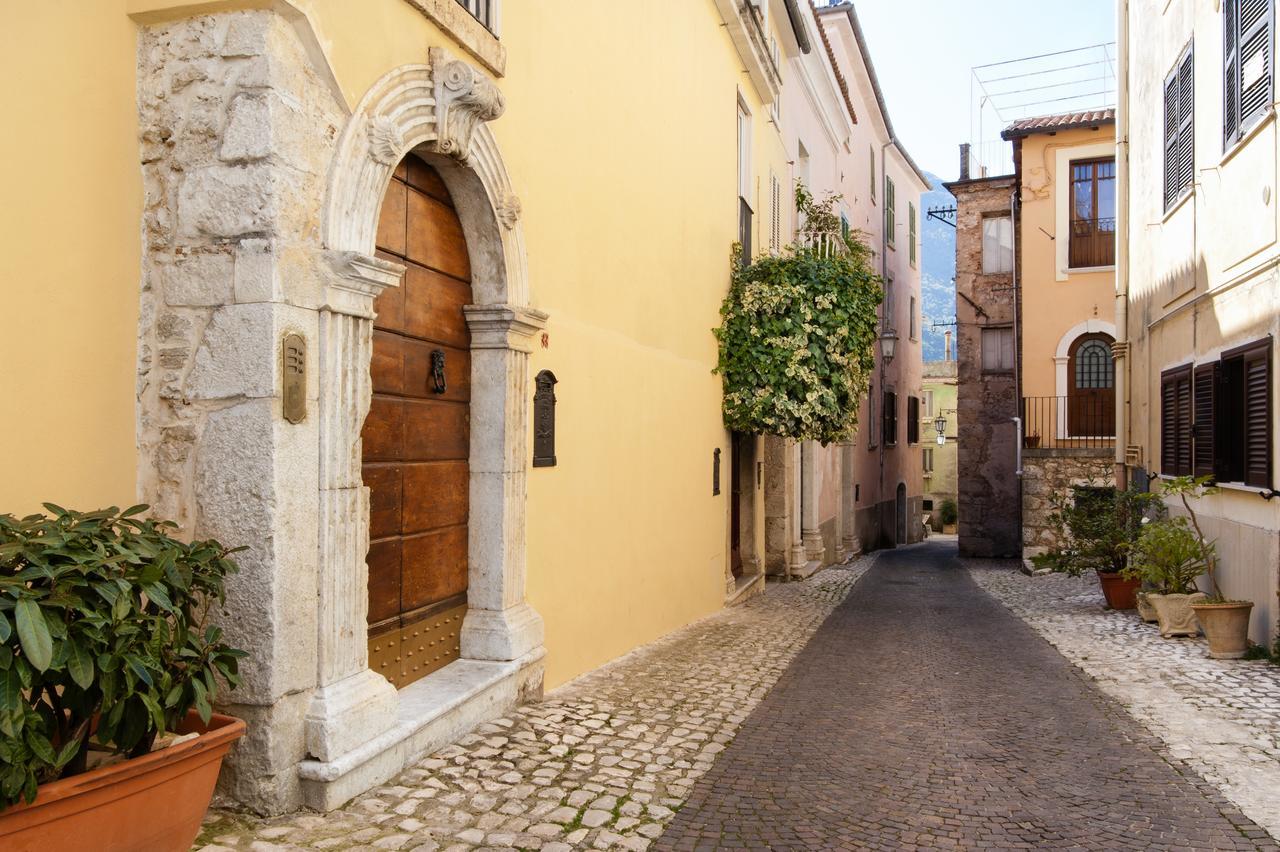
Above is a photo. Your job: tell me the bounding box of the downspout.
[879,138,892,546]
[1011,184,1022,478]
[1115,0,1131,488]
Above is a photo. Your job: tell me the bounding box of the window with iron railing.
[1069,158,1116,268]
[456,0,497,34]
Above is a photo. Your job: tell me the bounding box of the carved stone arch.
[303,49,546,810]
[323,52,528,307]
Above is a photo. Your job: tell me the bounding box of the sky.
[851,0,1117,181]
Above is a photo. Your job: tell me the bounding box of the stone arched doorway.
[364,154,474,689]
[1067,333,1115,438]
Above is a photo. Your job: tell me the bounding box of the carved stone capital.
[431,48,505,164]
[496,193,522,230]
[323,251,403,318]
[463,304,548,353]
[367,116,405,166]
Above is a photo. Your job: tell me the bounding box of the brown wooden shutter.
[1164,68,1180,208]
[1193,363,1218,477]
[1162,366,1193,476]
[1177,49,1195,199]
[1243,345,1272,486]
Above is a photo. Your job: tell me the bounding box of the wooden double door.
[363,154,472,690]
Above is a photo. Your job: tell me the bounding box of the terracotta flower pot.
[1191,600,1255,659]
[0,712,245,852]
[1147,592,1208,638]
[1096,571,1140,610]
[1136,591,1159,623]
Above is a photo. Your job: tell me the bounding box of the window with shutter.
[868,382,877,449]
[1224,0,1274,148]
[1161,366,1193,476]
[907,396,920,444]
[1164,45,1195,210]
[1242,345,1272,486]
[1193,363,1218,478]
[909,203,918,267]
[885,177,896,248]
[883,391,898,446]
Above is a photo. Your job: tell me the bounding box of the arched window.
[1074,338,1114,389]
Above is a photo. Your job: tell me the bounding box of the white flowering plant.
[714,186,882,444]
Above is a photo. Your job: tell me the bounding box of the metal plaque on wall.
[282,333,306,424]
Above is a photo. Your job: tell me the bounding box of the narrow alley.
[200,544,1280,850]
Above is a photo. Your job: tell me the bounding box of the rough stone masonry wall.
[950,176,1021,558]
[135,11,348,812]
[1021,450,1115,556]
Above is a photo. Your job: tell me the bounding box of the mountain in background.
[919,171,956,362]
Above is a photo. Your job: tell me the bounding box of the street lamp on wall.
[934,414,947,444]
[879,328,898,365]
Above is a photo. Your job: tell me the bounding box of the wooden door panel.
[406,191,471,280]
[402,527,468,610]
[401,461,469,532]
[404,265,471,347]
[366,539,403,624]
[376,180,408,258]
[370,330,406,395]
[402,401,469,461]
[403,340,471,403]
[405,157,453,203]
[365,154,470,690]
[362,397,404,461]
[372,250,406,333]
[366,464,403,540]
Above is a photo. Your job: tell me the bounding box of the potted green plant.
[1031,482,1162,610]
[0,505,246,851]
[1127,515,1208,638]
[1164,476,1255,659]
[939,499,958,535]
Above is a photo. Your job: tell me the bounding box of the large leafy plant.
[714,185,883,444]
[1031,482,1165,577]
[1127,516,1209,594]
[0,505,245,809]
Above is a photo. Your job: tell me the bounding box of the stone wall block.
[162,249,234,306]
[177,163,281,239]
[234,238,279,303]
[222,13,269,58]
[195,399,319,703]
[216,692,310,815]
[220,92,273,161]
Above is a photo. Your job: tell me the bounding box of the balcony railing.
[798,228,848,258]
[456,0,497,33]
[1021,395,1115,449]
[1068,217,1115,269]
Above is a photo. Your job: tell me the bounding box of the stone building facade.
[946,161,1021,557]
[922,352,957,531]
[1118,0,1280,646]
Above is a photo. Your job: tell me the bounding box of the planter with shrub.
[0,505,246,851]
[1031,482,1162,611]
[1128,514,1208,638]
[939,499,958,535]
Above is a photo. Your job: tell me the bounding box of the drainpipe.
[1011,184,1022,479]
[879,138,893,546]
[1114,0,1131,489]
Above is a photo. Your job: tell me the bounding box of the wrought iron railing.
[1021,395,1116,449]
[1068,217,1115,268]
[456,0,497,33]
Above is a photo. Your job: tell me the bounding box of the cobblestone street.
[198,541,1280,850]
[197,561,870,851]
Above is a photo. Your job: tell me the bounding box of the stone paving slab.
[970,558,1280,841]
[196,558,871,851]
[658,540,1276,850]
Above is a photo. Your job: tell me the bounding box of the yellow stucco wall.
[0,3,142,515]
[3,0,790,690]
[1017,125,1117,400]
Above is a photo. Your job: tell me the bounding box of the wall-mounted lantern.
[934,414,947,445]
[533,370,557,467]
[880,327,899,364]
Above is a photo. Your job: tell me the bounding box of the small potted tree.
[0,505,246,851]
[1032,483,1162,610]
[1128,515,1208,638]
[939,500,958,535]
[1168,477,1256,659]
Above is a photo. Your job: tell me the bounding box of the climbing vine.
[714,186,883,445]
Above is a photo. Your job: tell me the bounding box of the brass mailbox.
[282,333,306,424]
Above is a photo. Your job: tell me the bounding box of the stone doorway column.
[787,441,807,577]
[305,254,404,763]
[840,442,860,557]
[801,441,823,564]
[458,305,548,662]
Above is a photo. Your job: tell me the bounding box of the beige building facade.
[1119,0,1280,645]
